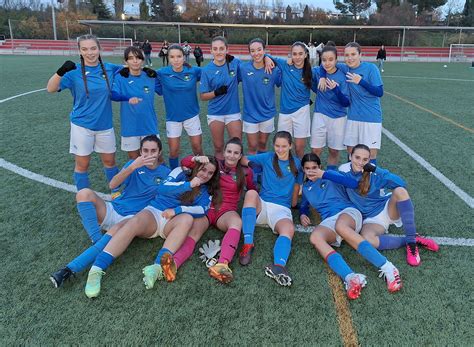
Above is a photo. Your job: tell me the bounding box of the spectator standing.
[194,45,204,67]
[142,39,152,67]
[376,45,386,72]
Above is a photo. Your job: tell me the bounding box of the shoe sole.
[161,254,177,282]
[49,276,59,288]
[264,267,292,287]
[209,268,233,284]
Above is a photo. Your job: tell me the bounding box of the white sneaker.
[379,261,402,293]
[381,69,384,72]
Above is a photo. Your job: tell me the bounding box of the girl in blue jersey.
[156,44,203,169]
[319,42,384,163]
[49,135,171,288]
[83,157,221,298]
[300,153,402,297]
[343,144,439,268]
[200,36,242,160]
[268,42,312,158]
[239,131,303,287]
[46,34,127,191]
[240,38,282,155]
[112,46,160,159]
[311,46,350,170]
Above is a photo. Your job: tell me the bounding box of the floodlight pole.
[178,24,181,44]
[8,19,14,52]
[309,32,312,43]
[401,28,406,62]
[51,0,57,40]
[458,28,462,44]
[66,20,70,40]
[266,30,269,46]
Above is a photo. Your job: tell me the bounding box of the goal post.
[97,37,133,55]
[449,44,474,63]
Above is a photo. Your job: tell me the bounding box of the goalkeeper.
[171,138,257,284]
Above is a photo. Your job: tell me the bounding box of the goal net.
[97,37,133,55]
[449,44,474,63]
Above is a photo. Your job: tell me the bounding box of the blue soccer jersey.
[311,66,349,118]
[341,166,406,218]
[150,167,212,217]
[300,179,355,220]
[239,61,282,124]
[59,62,122,131]
[112,161,171,216]
[156,66,201,122]
[112,71,158,137]
[269,55,311,114]
[248,152,303,208]
[200,59,241,116]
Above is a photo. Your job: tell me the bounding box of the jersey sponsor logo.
[128,80,134,84]
[320,182,327,189]
[144,86,150,93]
[247,72,254,76]
[85,71,90,76]
[262,76,270,85]
[138,170,146,175]
[308,185,313,191]
[215,70,221,75]
[183,74,191,81]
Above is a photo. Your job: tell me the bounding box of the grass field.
[1,56,473,345]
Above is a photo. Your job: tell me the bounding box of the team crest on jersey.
[300,77,305,82]
[262,77,270,85]
[102,74,106,79]
[229,70,236,77]
[183,74,191,81]
[154,177,162,184]
[287,165,291,172]
[320,182,327,189]
[85,71,90,76]
[144,86,150,93]
[232,174,237,182]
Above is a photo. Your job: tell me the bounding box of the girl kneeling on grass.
[343,144,439,267]
[300,153,402,297]
[239,131,303,287]
[163,138,256,284]
[84,158,220,298]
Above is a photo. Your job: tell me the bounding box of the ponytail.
[98,55,111,93]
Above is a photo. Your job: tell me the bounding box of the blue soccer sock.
[370,158,377,165]
[326,251,353,281]
[274,235,292,266]
[77,201,102,243]
[326,165,338,171]
[154,247,173,264]
[397,199,416,244]
[73,171,90,190]
[242,207,257,244]
[169,157,179,170]
[357,240,387,268]
[92,251,115,271]
[67,234,112,273]
[103,166,119,183]
[378,235,407,250]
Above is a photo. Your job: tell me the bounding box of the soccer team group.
[47,34,440,300]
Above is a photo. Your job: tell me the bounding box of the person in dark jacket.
[142,39,152,67]
[194,45,203,66]
[376,45,386,72]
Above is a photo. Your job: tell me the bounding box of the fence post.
[51,0,57,40]
[401,27,406,62]
[8,18,14,52]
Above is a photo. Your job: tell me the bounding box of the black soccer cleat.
[50,267,74,288]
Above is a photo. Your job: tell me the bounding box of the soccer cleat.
[142,264,164,289]
[264,263,292,287]
[50,267,74,288]
[84,267,105,298]
[406,243,421,267]
[344,273,368,300]
[416,235,439,252]
[160,253,177,282]
[239,244,254,266]
[208,262,234,284]
[379,261,402,293]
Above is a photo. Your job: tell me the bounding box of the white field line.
[0,88,46,104]
[0,158,110,201]
[294,225,474,247]
[382,128,474,208]
[383,75,474,82]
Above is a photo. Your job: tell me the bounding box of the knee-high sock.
[274,235,292,266]
[73,172,90,190]
[92,251,115,271]
[242,207,257,245]
[77,201,102,243]
[219,228,240,264]
[357,240,387,268]
[378,235,407,250]
[103,166,119,183]
[397,199,416,244]
[67,234,112,273]
[326,251,353,281]
[173,237,196,269]
[154,247,173,264]
[169,157,179,170]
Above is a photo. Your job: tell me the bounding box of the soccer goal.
[98,37,133,55]
[448,44,474,63]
